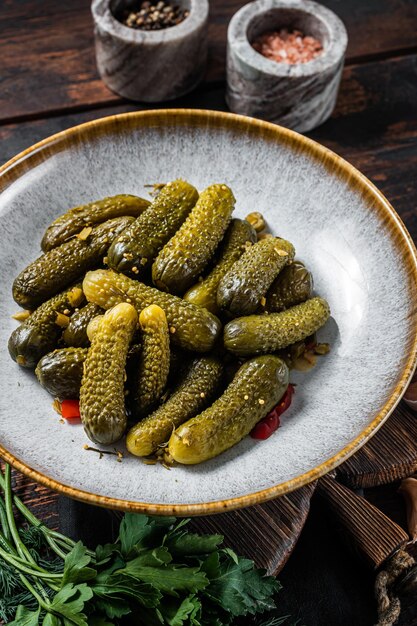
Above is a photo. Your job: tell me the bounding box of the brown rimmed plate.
[0,109,416,515]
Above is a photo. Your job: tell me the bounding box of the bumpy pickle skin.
[8,285,85,369]
[41,194,150,252]
[217,237,295,316]
[133,305,170,418]
[152,184,235,295]
[169,355,289,465]
[36,347,88,399]
[86,315,104,342]
[223,296,330,357]
[183,218,257,313]
[13,216,134,309]
[63,302,103,347]
[265,261,313,312]
[107,180,198,278]
[127,356,223,457]
[82,269,221,353]
[80,303,138,445]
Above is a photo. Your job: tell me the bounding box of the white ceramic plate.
[0,110,416,515]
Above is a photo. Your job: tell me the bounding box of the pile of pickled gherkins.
[8,180,330,465]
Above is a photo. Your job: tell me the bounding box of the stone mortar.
[91,0,209,102]
[226,0,348,132]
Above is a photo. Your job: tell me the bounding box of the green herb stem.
[46,531,95,560]
[0,497,11,542]
[0,544,61,584]
[42,533,70,561]
[0,515,55,600]
[0,465,95,560]
[4,464,38,566]
[17,572,50,611]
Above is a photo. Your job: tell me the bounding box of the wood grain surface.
[1,0,417,121]
[190,481,317,575]
[317,475,409,568]
[338,403,417,489]
[0,0,417,623]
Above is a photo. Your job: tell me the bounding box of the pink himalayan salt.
[252,29,323,64]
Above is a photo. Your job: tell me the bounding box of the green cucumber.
[82,269,221,353]
[127,356,223,457]
[13,216,134,309]
[8,285,85,369]
[183,218,256,313]
[168,355,289,465]
[107,180,198,278]
[224,297,330,356]
[133,305,170,418]
[36,347,88,399]
[80,303,138,445]
[217,237,295,316]
[152,184,235,294]
[41,194,150,251]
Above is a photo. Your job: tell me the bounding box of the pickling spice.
[119,1,189,30]
[252,29,323,64]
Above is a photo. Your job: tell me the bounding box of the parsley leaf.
[93,572,161,611]
[42,615,61,626]
[119,553,209,595]
[202,550,280,617]
[8,606,40,626]
[158,595,202,626]
[61,542,97,586]
[48,583,93,626]
[165,530,224,558]
[118,514,177,557]
[119,514,152,557]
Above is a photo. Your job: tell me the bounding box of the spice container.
[226,0,348,132]
[91,0,209,102]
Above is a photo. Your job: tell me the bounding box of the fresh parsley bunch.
[0,464,293,626]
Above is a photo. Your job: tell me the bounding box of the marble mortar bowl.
[226,0,348,132]
[91,0,209,101]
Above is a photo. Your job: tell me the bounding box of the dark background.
[1,1,417,624]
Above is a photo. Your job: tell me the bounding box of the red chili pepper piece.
[250,383,295,440]
[251,422,272,440]
[60,399,81,421]
[274,382,295,417]
[264,414,280,431]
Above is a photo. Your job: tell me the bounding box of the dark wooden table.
[1,1,417,624]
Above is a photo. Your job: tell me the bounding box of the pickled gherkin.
[107,180,198,278]
[127,356,223,457]
[168,355,289,465]
[8,285,85,369]
[36,347,87,399]
[223,296,330,357]
[152,184,235,294]
[86,314,104,342]
[217,237,295,316]
[63,302,104,347]
[41,194,150,251]
[133,305,170,418]
[265,261,313,312]
[13,216,134,309]
[80,303,138,445]
[184,218,256,313]
[83,269,221,353]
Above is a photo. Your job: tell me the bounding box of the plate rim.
[1,108,416,516]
